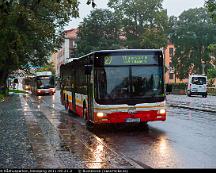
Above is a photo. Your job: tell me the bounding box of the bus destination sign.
[103,55,159,65]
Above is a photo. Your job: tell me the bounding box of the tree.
[108,0,168,49]
[206,0,216,22]
[170,8,216,79]
[75,9,122,57]
[206,0,216,58]
[0,0,79,93]
[35,62,56,75]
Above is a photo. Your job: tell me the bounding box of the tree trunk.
[0,69,9,96]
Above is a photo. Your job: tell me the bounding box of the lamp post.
[201,60,206,75]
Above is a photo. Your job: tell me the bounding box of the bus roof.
[36,71,52,76]
[61,49,163,67]
[94,49,162,53]
[78,49,163,60]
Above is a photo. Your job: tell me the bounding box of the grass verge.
[0,94,4,102]
[9,89,28,94]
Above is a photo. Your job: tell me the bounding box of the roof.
[189,74,207,77]
[94,49,162,53]
[64,28,78,39]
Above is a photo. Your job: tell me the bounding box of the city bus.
[22,76,33,90]
[31,71,56,96]
[60,49,166,128]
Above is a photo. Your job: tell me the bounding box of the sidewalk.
[166,94,216,113]
[0,94,37,168]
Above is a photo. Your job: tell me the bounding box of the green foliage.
[108,0,168,49]
[0,94,4,102]
[76,9,122,56]
[170,8,216,79]
[205,0,216,23]
[76,0,169,56]
[208,43,216,57]
[207,67,216,79]
[0,0,79,87]
[172,83,187,90]
[35,62,56,75]
[9,89,28,94]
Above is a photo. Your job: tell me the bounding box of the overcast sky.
[64,0,206,30]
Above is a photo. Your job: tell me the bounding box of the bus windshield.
[95,66,164,104]
[36,76,55,89]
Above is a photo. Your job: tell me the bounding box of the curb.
[167,104,216,113]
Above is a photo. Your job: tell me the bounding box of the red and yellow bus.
[31,71,56,96]
[60,49,166,128]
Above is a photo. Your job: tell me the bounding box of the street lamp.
[201,60,206,75]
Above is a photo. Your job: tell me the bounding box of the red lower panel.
[76,105,83,117]
[67,103,83,118]
[94,110,166,124]
[36,90,53,95]
[68,102,73,111]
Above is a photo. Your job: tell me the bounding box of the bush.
[0,94,4,102]
[208,87,216,96]
[0,86,8,96]
[172,83,187,90]
[166,83,187,90]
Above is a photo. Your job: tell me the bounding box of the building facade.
[51,28,78,77]
[164,42,188,84]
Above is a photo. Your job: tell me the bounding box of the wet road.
[25,91,216,168]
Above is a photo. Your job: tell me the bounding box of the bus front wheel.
[86,121,98,132]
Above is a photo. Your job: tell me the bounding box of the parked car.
[187,74,207,97]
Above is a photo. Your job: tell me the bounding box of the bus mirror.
[84,65,92,75]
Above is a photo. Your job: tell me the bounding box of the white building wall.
[64,38,70,64]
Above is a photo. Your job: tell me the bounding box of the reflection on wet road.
[22,93,139,169]
[23,91,216,168]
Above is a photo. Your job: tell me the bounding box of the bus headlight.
[50,88,55,92]
[97,112,106,117]
[159,109,166,115]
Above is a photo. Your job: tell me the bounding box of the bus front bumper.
[93,110,166,124]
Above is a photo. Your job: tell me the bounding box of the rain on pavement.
[20,92,142,169]
[1,91,216,168]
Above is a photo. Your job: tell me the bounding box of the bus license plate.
[125,118,140,123]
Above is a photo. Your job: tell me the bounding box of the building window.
[169,73,174,79]
[169,48,174,57]
[169,62,174,73]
